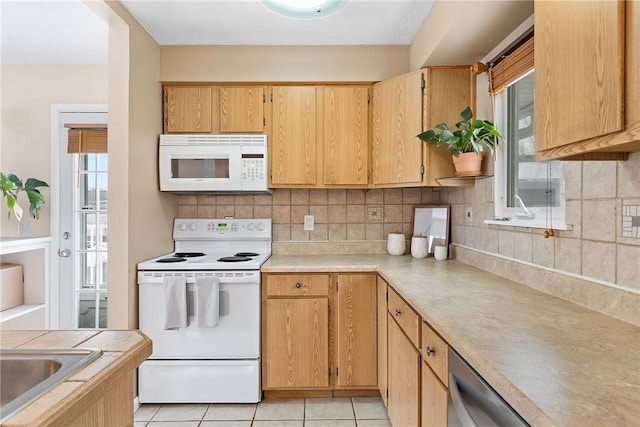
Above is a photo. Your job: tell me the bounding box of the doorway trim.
[50,104,107,329]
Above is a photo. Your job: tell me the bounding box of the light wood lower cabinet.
[421,361,448,427]
[264,297,330,388]
[262,272,377,393]
[377,277,388,406]
[387,313,421,426]
[422,320,450,426]
[333,273,377,388]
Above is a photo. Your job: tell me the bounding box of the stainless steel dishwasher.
[448,348,530,427]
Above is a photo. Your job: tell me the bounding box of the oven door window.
[171,158,229,179]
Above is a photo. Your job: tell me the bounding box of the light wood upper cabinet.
[535,0,640,160]
[164,87,213,133]
[269,85,371,188]
[372,71,424,187]
[219,87,265,133]
[423,67,472,185]
[334,274,377,388]
[323,87,369,186]
[164,85,267,134]
[271,86,318,185]
[372,67,473,186]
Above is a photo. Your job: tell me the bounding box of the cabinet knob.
[295,283,302,288]
[395,309,401,316]
[425,346,435,356]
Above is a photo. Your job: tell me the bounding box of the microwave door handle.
[449,372,479,427]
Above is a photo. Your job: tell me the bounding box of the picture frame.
[412,205,451,254]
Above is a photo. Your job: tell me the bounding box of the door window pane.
[74,152,108,328]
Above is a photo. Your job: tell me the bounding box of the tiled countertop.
[262,254,640,427]
[0,330,152,426]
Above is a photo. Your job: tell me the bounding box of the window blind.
[488,36,534,94]
[65,124,108,154]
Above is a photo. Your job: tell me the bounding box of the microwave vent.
[160,134,267,146]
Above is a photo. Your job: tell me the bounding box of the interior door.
[58,111,108,329]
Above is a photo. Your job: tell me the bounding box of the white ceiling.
[0,0,532,67]
[120,0,436,46]
[0,0,435,65]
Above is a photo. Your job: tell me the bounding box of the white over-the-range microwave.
[159,134,268,193]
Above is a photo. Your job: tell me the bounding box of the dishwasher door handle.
[449,372,479,427]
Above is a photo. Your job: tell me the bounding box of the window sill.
[484,219,573,230]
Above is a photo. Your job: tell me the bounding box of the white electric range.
[137,218,271,404]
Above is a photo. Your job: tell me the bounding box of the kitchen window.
[487,34,567,230]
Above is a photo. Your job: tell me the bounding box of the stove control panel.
[173,218,272,240]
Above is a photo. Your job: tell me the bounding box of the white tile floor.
[134,397,391,427]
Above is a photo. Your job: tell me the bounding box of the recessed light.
[260,0,348,20]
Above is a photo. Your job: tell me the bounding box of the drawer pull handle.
[395,309,401,316]
[295,283,302,288]
[425,346,435,357]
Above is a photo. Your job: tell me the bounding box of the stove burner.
[217,256,251,262]
[157,257,187,263]
[174,252,206,258]
[235,252,259,257]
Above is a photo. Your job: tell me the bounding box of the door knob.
[58,249,71,258]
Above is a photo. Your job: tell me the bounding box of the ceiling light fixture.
[260,0,348,20]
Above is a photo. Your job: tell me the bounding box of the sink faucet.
[514,195,535,219]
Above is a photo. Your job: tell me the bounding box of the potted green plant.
[1,172,49,221]
[417,106,503,177]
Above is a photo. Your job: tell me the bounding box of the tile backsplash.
[177,153,639,295]
[178,188,442,243]
[441,152,640,292]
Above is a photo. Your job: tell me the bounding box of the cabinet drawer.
[266,274,329,297]
[422,322,448,386]
[387,287,420,348]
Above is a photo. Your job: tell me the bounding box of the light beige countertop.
[262,254,640,427]
[1,330,152,426]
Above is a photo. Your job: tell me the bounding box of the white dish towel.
[163,275,187,330]
[195,275,220,327]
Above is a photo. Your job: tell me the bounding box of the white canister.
[434,245,448,261]
[387,233,406,256]
[410,236,428,258]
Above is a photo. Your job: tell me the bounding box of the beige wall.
[0,64,108,237]
[160,45,410,82]
[89,1,175,329]
[409,1,533,70]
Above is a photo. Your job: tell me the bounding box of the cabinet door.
[334,274,377,388]
[264,297,329,388]
[377,277,388,406]
[372,71,424,187]
[164,87,212,133]
[535,0,625,150]
[220,87,265,133]
[421,361,448,427]
[423,67,472,185]
[323,87,369,185]
[271,86,318,185]
[387,314,421,427]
